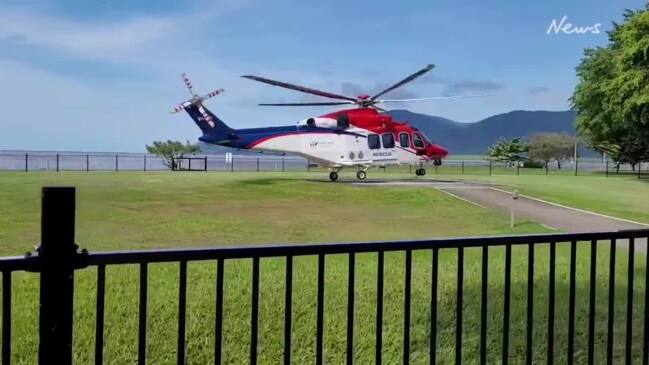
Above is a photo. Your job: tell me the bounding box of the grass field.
[0,171,647,364]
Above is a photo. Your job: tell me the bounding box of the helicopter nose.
[428,144,448,158]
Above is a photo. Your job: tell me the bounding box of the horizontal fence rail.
[0,152,647,177]
[0,187,649,364]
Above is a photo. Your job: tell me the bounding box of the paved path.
[439,184,648,250]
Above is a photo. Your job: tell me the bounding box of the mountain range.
[387,109,577,155]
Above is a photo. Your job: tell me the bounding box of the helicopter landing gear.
[433,159,442,166]
[329,171,339,181]
[415,168,426,176]
[356,170,367,180]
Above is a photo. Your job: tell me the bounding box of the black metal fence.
[1,152,646,177]
[1,187,649,364]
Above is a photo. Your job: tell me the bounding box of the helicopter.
[171,65,483,181]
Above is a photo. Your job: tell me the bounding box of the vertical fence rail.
[316,254,325,365]
[404,250,412,365]
[526,243,534,365]
[376,251,384,365]
[456,247,464,365]
[250,257,260,364]
[346,253,355,365]
[588,240,597,365]
[214,259,224,365]
[625,238,635,365]
[430,248,439,365]
[178,261,187,365]
[607,239,617,365]
[644,238,649,365]
[95,264,106,365]
[548,242,556,365]
[284,256,293,365]
[138,263,148,365]
[567,241,577,364]
[480,246,488,365]
[502,244,512,365]
[2,271,11,365]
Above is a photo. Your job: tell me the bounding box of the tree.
[571,6,649,166]
[487,137,529,167]
[146,140,200,170]
[528,133,575,169]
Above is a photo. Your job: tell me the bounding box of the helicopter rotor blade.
[376,94,492,103]
[242,75,357,102]
[200,88,225,100]
[181,73,195,97]
[370,64,435,101]
[258,101,355,106]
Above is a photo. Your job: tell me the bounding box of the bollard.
[510,190,519,228]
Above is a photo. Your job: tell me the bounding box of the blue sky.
[0,0,645,152]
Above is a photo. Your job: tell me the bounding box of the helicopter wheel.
[329,171,339,181]
[433,159,442,166]
[356,170,367,180]
[415,168,426,176]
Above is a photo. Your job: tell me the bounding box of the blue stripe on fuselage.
[199,125,365,149]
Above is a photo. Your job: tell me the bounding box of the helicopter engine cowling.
[297,117,343,129]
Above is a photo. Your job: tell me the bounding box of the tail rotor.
[170,73,224,128]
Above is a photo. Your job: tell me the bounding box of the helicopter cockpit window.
[368,134,380,149]
[412,133,424,148]
[399,133,409,148]
[381,133,395,148]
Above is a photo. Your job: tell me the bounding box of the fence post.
[171,157,175,171]
[38,187,79,365]
[204,156,208,172]
[189,158,192,171]
[56,154,60,172]
[606,160,609,177]
[639,162,642,179]
[25,153,28,172]
[575,158,578,176]
[115,155,118,172]
[143,155,147,172]
[461,160,465,175]
[257,158,260,172]
[489,160,492,176]
[307,160,310,173]
[231,157,234,172]
[282,157,285,172]
[86,154,90,172]
[517,163,520,176]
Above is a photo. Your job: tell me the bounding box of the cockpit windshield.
[412,133,424,148]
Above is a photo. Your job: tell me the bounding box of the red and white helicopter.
[172,65,481,181]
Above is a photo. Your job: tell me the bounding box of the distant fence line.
[0,152,645,177]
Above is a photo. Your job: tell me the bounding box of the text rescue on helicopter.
[171,64,486,181]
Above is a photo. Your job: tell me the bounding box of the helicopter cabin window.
[399,133,409,148]
[367,134,380,149]
[381,133,395,148]
[412,133,425,148]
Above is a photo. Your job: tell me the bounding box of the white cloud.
[0,11,186,62]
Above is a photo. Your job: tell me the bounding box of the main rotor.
[242,64,485,111]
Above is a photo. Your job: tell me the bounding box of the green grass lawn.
[0,172,646,364]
